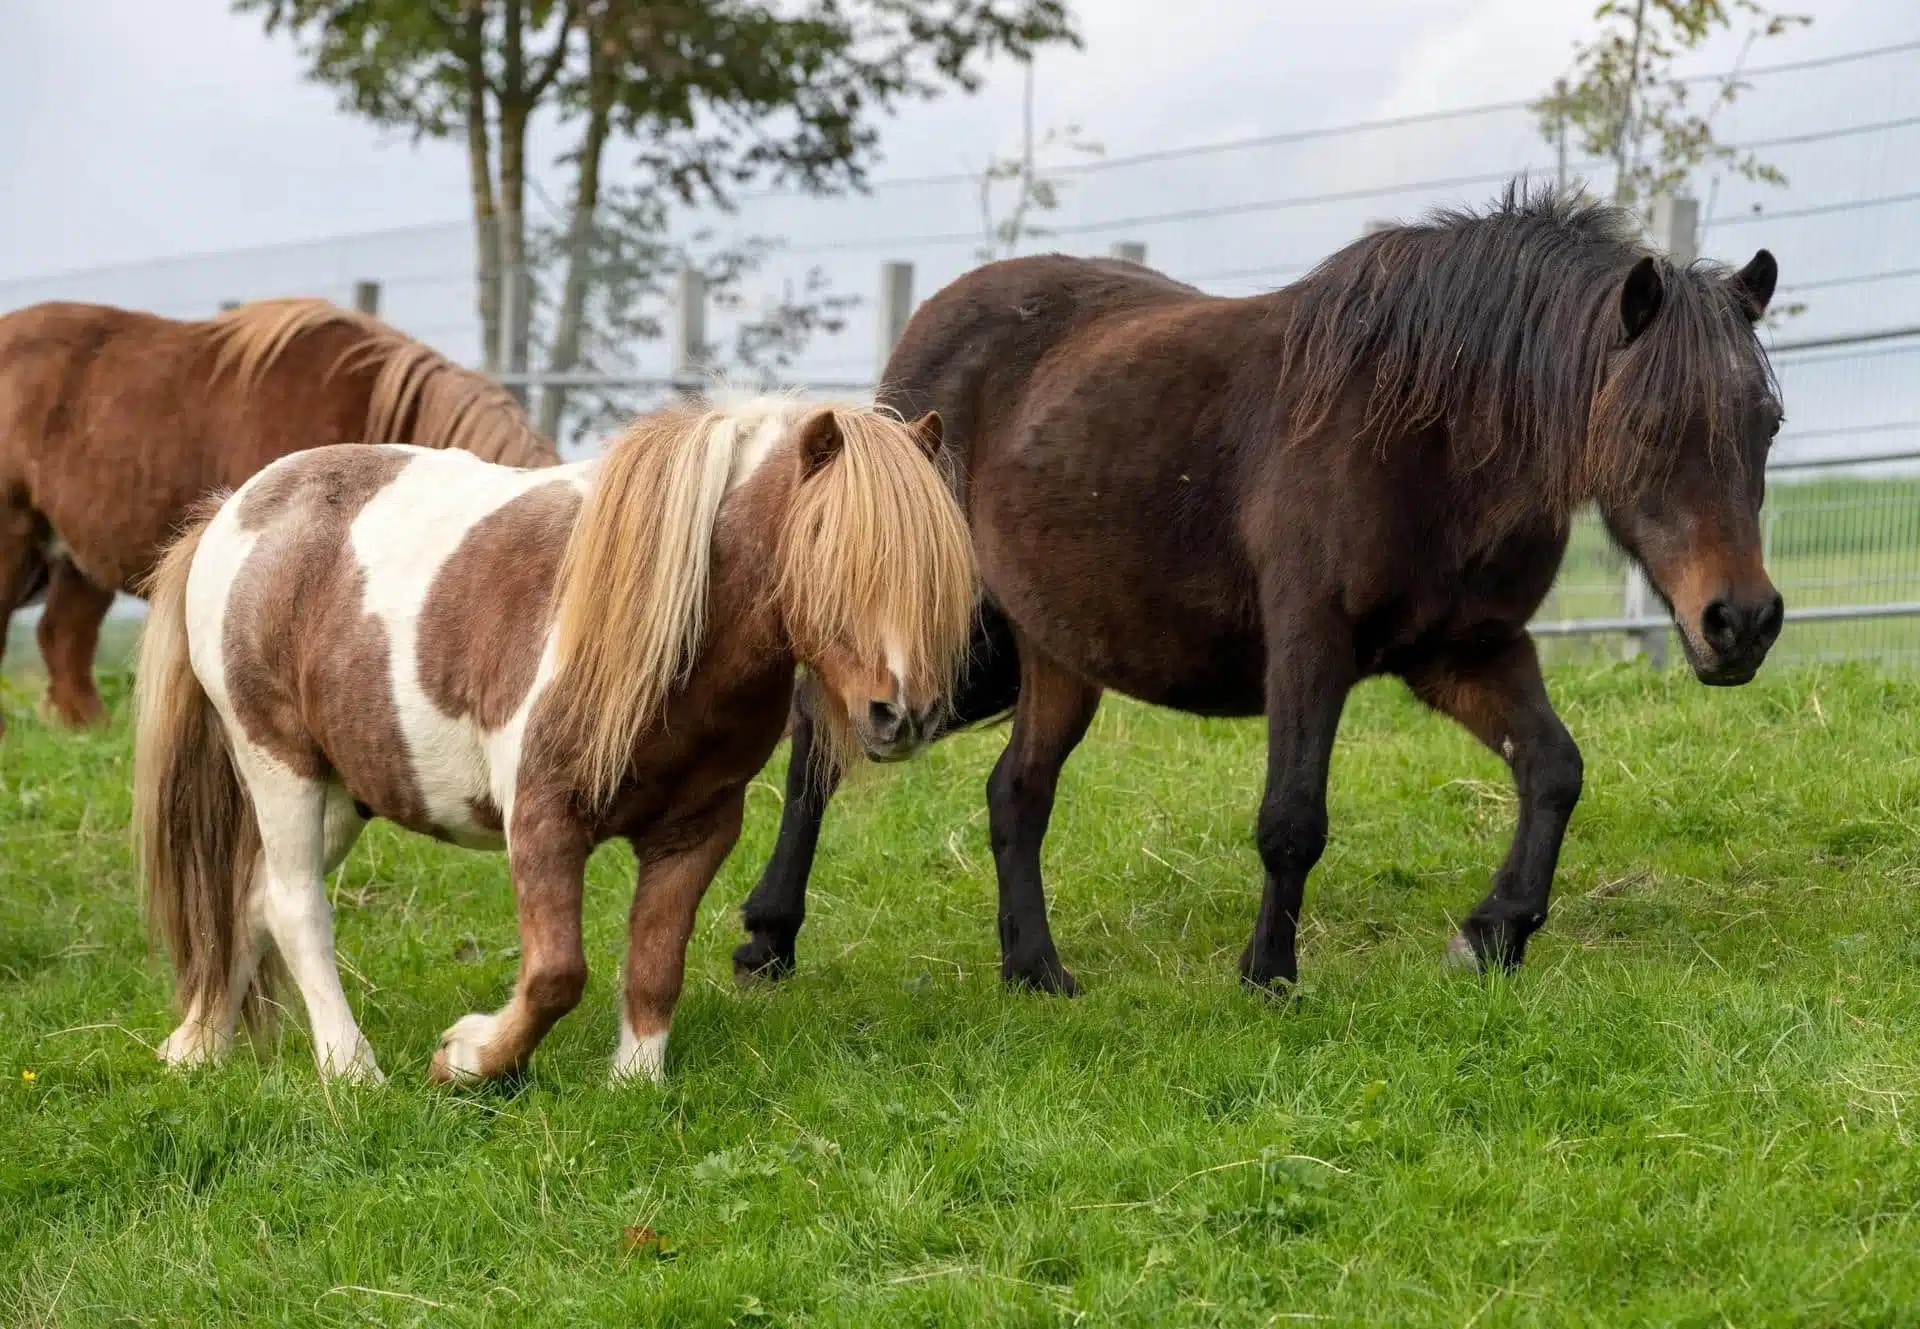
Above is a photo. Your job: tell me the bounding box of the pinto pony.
[0,297,555,734]
[737,187,1787,994]
[133,397,974,1083]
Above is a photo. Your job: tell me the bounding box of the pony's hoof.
[428,1012,498,1084]
[732,934,796,984]
[157,1022,226,1068]
[1237,944,1298,993]
[1444,933,1486,973]
[38,693,107,730]
[1002,957,1078,996]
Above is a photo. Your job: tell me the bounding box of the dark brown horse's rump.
[741,188,1786,999]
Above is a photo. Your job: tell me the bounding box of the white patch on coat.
[347,446,594,845]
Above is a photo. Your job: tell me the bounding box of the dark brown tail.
[133,503,265,1025]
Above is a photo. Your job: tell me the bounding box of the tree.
[975,60,1100,263]
[236,0,1080,435]
[1535,0,1811,208]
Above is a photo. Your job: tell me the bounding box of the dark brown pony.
[0,297,556,735]
[735,187,1786,993]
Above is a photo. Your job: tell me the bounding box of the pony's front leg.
[1407,632,1583,971]
[431,797,590,1083]
[36,559,115,729]
[1245,611,1355,989]
[615,792,745,1083]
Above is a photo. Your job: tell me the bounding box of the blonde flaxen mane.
[203,298,557,467]
[546,399,976,808]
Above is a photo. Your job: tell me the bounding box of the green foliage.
[1537,0,1811,207]
[10,662,1920,1322]
[234,0,1081,435]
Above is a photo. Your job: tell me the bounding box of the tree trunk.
[497,0,532,404]
[537,37,612,440]
[465,3,501,373]
[1612,0,1651,205]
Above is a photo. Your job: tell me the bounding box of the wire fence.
[2,36,1918,658]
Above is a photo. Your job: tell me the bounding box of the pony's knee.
[1256,793,1327,878]
[1525,733,1584,816]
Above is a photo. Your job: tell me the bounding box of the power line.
[1779,267,1920,295]
[1718,192,1920,226]
[740,37,1920,200]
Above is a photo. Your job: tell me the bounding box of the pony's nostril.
[1758,593,1785,641]
[1701,599,1738,652]
[867,700,906,741]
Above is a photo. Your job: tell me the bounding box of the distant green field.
[8,661,1920,1324]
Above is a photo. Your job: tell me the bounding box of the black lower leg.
[734,689,838,980]
[987,656,1099,995]
[1244,619,1353,990]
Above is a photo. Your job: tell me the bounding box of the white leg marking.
[157,909,266,1068]
[240,752,381,1082]
[611,1016,669,1085]
[436,1012,503,1081]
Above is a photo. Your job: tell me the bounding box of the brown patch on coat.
[221,446,431,828]
[469,796,505,834]
[0,296,557,747]
[416,480,581,730]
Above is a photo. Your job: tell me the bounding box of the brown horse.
[735,187,1785,994]
[0,297,556,735]
[133,396,975,1083]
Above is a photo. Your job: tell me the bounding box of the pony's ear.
[796,408,844,478]
[909,411,944,460]
[1620,255,1664,342]
[1731,248,1778,321]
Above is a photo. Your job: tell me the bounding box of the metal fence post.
[875,261,914,381]
[352,280,381,316]
[1109,241,1147,265]
[674,265,708,381]
[1621,194,1701,668]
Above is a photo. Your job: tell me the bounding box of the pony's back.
[0,298,556,594]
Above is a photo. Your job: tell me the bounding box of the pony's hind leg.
[430,798,590,1084]
[36,560,115,728]
[617,793,745,1083]
[0,504,48,739]
[242,759,380,1080]
[157,784,367,1067]
[1407,635,1582,971]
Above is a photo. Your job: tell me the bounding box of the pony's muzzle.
[858,699,925,762]
[1690,588,1784,685]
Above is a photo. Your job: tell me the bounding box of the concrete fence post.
[875,261,914,382]
[674,265,708,380]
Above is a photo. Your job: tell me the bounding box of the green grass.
[6,659,1920,1326]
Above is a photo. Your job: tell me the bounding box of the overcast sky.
[1,0,1914,437]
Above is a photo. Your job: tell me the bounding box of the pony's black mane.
[1281,183,1773,518]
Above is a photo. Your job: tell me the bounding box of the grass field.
[6,653,1920,1325]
